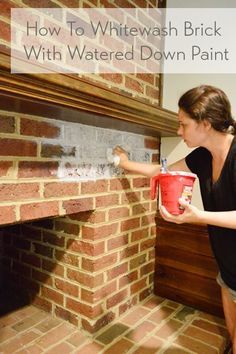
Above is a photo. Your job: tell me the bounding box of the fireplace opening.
[0,210,95,321]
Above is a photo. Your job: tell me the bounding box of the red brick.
[107,289,128,309]
[32,296,52,312]
[0,182,39,201]
[0,138,37,157]
[133,177,150,188]
[99,0,116,6]
[76,341,104,353]
[107,262,128,280]
[104,338,134,354]
[119,296,137,316]
[191,319,228,337]
[20,118,60,138]
[146,85,159,100]
[55,306,78,326]
[18,161,58,178]
[66,332,88,347]
[82,252,118,272]
[0,115,15,133]
[55,221,80,235]
[107,234,128,250]
[144,137,159,150]
[100,73,123,84]
[0,0,19,18]
[0,20,10,42]
[140,261,155,277]
[81,280,117,303]
[126,321,156,342]
[121,191,141,204]
[44,182,78,198]
[183,325,225,349]
[66,298,102,319]
[132,203,150,215]
[131,228,149,242]
[41,143,75,158]
[121,306,150,327]
[121,217,140,232]
[82,223,119,241]
[149,249,155,261]
[0,161,13,177]
[130,254,147,270]
[42,259,64,277]
[174,334,220,354]
[36,322,75,349]
[96,194,119,208]
[69,210,105,223]
[42,231,65,247]
[142,190,151,200]
[31,269,53,286]
[0,205,16,225]
[148,306,175,324]
[120,244,139,260]
[20,201,59,221]
[55,250,78,266]
[58,0,82,6]
[110,178,131,190]
[21,0,61,8]
[54,278,79,297]
[125,76,144,93]
[142,213,156,226]
[151,201,158,211]
[41,286,63,305]
[152,153,159,162]
[136,73,155,85]
[67,239,105,256]
[81,180,108,194]
[62,198,94,214]
[108,206,129,221]
[131,278,147,295]
[140,238,156,251]
[81,312,115,334]
[45,342,73,353]
[67,269,104,288]
[119,270,138,289]
[133,336,164,353]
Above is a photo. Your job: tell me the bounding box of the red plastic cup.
[151,171,197,215]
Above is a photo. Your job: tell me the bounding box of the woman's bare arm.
[113,146,191,177]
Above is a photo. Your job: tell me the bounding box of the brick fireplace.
[0,0,178,333]
[0,106,163,334]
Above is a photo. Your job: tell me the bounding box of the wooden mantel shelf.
[0,52,178,137]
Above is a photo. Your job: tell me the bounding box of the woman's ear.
[202,119,212,131]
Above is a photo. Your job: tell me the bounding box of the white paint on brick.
[52,118,158,180]
[0,110,159,181]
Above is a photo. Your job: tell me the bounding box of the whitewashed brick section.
[61,120,157,180]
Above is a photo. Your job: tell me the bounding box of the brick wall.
[1,109,160,333]
[0,0,160,105]
[0,0,162,335]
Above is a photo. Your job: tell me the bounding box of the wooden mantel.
[0,52,178,137]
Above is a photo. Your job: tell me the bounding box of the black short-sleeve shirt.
[185,136,236,290]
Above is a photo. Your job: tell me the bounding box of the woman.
[113,85,236,353]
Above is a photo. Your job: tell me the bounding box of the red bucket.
[151,171,197,215]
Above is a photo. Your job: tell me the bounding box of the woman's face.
[177,109,210,148]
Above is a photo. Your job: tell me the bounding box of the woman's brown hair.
[178,85,236,133]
